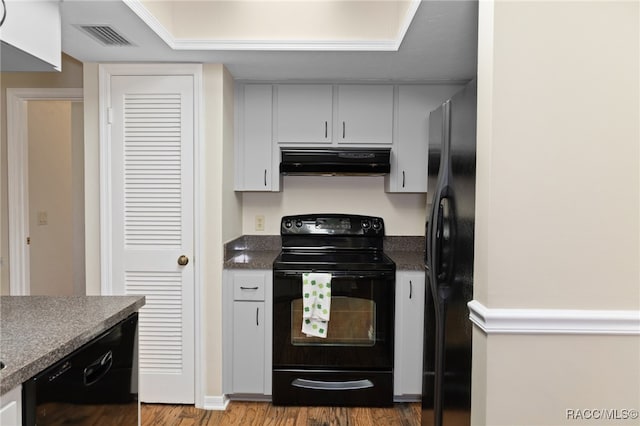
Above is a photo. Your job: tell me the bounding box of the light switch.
[38,211,48,225]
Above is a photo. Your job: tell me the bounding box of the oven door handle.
[274,271,394,279]
[291,378,374,391]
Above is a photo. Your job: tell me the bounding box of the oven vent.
[78,25,133,46]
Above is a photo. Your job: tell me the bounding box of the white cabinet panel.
[224,269,272,396]
[0,0,61,71]
[235,85,277,191]
[337,85,394,145]
[394,271,425,397]
[233,271,266,301]
[276,85,333,144]
[0,385,22,426]
[232,301,265,394]
[386,85,462,193]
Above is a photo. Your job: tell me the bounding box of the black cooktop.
[274,214,395,272]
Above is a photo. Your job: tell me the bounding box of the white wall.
[82,62,100,296]
[28,101,73,295]
[71,101,86,295]
[473,1,639,424]
[0,54,84,295]
[242,176,427,235]
[202,64,241,398]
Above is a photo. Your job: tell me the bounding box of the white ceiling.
[61,0,478,82]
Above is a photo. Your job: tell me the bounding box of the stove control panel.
[281,214,385,236]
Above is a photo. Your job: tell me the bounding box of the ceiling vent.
[78,25,133,46]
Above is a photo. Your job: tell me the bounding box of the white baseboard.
[468,300,640,335]
[202,395,230,411]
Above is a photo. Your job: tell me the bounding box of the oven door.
[273,269,395,370]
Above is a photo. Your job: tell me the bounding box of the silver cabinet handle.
[324,121,328,138]
[409,280,413,299]
[264,169,267,187]
[256,307,259,326]
[342,121,346,138]
[402,171,406,188]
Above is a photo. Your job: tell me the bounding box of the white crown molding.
[396,0,422,49]
[123,0,417,52]
[171,39,398,52]
[468,300,640,336]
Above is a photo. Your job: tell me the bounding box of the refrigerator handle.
[434,194,455,287]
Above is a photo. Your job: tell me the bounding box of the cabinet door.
[337,85,393,144]
[236,85,275,191]
[394,272,425,396]
[0,385,22,426]
[232,301,265,394]
[276,85,332,143]
[388,85,462,193]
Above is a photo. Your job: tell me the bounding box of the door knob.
[177,255,189,266]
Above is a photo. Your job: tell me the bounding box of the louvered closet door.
[110,75,194,403]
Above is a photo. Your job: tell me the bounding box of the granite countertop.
[223,235,425,271]
[386,250,425,271]
[224,250,280,269]
[0,295,145,395]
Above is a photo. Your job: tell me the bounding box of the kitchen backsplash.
[241,176,427,236]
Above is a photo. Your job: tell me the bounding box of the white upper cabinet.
[385,85,462,193]
[0,0,61,72]
[235,84,279,191]
[276,85,333,144]
[336,85,394,145]
[234,82,462,192]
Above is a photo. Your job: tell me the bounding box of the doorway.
[6,88,84,295]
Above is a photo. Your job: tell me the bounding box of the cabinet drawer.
[233,272,266,300]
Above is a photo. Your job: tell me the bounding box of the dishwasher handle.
[83,350,113,386]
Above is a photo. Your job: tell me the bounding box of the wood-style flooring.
[141,401,422,426]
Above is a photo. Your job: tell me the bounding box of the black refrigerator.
[422,80,477,426]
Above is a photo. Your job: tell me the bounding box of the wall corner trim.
[202,395,230,411]
[468,300,640,336]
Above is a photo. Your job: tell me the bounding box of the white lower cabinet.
[224,268,424,400]
[394,271,426,399]
[0,385,22,426]
[224,270,272,397]
[232,301,265,393]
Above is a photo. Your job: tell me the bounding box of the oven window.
[291,296,376,347]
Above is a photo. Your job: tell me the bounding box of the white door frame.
[6,88,83,296]
[98,63,204,407]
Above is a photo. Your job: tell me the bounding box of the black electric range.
[272,214,396,407]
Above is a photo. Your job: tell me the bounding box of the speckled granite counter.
[224,235,280,269]
[384,236,425,271]
[0,295,145,395]
[224,250,280,269]
[223,235,424,270]
[386,251,425,271]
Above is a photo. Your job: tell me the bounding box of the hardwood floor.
[141,401,422,426]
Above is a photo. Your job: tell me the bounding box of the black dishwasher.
[23,313,138,425]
